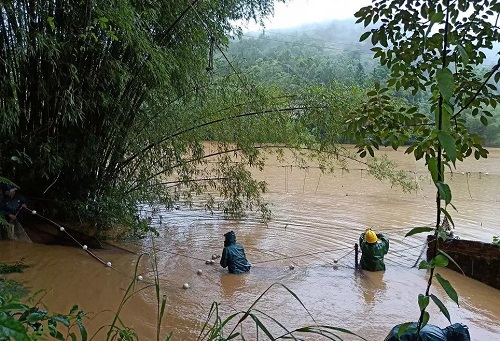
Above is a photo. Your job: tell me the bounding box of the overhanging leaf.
[405,227,434,237]
[440,208,455,228]
[436,68,454,102]
[427,157,438,183]
[418,294,429,311]
[436,181,452,205]
[397,322,414,338]
[421,311,430,328]
[438,131,457,164]
[429,254,449,268]
[457,45,469,65]
[0,314,29,341]
[418,260,431,270]
[430,12,445,22]
[435,273,459,306]
[438,249,465,275]
[430,294,452,324]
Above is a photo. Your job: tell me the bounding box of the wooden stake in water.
[355,243,359,269]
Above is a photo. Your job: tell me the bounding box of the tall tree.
[352,0,500,336]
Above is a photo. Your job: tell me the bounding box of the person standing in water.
[220,230,251,274]
[359,228,389,271]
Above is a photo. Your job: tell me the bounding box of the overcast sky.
[245,0,372,30]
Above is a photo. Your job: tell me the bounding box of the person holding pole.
[359,228,389,271]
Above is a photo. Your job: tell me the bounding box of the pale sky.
[246,0,373,30]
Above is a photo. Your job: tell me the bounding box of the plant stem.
[416,0,450,338]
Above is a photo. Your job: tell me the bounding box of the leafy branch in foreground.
[197,282,367,341]
[1,248,365,341]
[354,0,499,338]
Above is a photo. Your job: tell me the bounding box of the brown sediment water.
[1,146,499,340]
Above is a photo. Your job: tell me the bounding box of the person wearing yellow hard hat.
[359,228,389,271]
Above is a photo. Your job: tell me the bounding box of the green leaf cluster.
[0,0,306,231]
[353,0,500,335]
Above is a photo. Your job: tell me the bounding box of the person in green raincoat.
[359,228,389,271]
[220,231,251,274]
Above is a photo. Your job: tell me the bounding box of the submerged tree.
[353,0,499,337]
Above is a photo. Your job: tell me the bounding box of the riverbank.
[427,235,500,290]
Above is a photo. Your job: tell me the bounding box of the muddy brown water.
[1,147,499,340]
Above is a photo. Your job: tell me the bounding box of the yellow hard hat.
[365,229,378,243]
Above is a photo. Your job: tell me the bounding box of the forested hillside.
[216,19,500,146]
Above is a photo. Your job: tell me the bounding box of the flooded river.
[1,146,499,340]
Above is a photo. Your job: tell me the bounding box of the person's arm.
[377,233,389,253]
[359,232,365,246]
[220,247,228,268]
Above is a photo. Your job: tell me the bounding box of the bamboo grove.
[1,0,382,233]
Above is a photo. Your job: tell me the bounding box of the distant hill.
[215,19,381,88]
[214,19,500,147]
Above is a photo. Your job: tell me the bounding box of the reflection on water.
[1,147,499,340]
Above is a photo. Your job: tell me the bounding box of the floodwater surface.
[1,147,499,340]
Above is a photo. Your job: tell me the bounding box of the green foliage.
[197,283,366,340]
[493,236,500,246]
[1,0,408,234]
[354,0,500,337]
[217,23,377,88]
[0,0,298,230]
[405,227,434,237]
[0,295,88,341]
[0,262,28,275]
[0,280,28,301]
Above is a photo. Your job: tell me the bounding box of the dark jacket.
[384,322,471,341]
[0,189,26,221]
[220,231,251,274]
[359,232,389,271]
